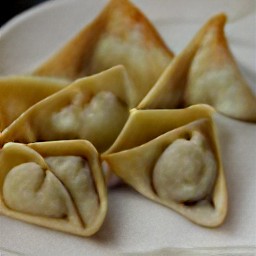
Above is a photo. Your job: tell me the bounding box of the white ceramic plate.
[0,1,255,255]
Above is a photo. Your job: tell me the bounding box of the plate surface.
[0,0,255,255]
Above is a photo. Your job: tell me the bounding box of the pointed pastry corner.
[139,10,256,122]
[184,12,256,122]
[207,12,227,27]
[33,0,173,105]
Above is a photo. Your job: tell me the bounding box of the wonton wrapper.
[102,105,227,227]
[0,66,134,152]
[0,76,67,131]
[33,0,173,105]
[138,13,256,122]
[0,140,107,236]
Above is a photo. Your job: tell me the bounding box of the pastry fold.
[0,66,134,152]
[33,0,173,106]
[0,140,107,236]
[0,76,67,131]
[102,105,227,227]
[138,13,256,122]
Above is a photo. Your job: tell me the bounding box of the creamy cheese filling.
[89,35,171,104]
[3,156,99,226]
[49,91,128,152]
[45,156,99,226]
[3,162,68,217]
[153,131,217,203]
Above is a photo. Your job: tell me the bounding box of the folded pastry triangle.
[102,105,227,227]
[138,13,256,122]
[0,140,107,236]
[0,76,68,131]
[33,0,174,106]
[0,66,134,152]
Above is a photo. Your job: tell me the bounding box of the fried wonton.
[102,105,227,227]
[138,13,256,122]
[33,0,174,105]
[0,66,135,152]
[0,140,107,236]
[0,76,67,131]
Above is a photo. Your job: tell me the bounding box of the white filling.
[89,35,171,104]
[45,156,99,226]
[153,131,217,203]
[3,162,68,217]
[3,156,99,225]
[50,91,128,151]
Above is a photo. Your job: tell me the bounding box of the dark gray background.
[1,0,48,26]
